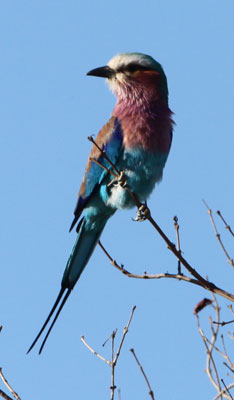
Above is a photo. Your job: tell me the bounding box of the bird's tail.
[27,216,108,354]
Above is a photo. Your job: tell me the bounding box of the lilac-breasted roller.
[28,52,174,353]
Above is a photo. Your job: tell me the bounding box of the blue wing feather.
[69,117,123,231]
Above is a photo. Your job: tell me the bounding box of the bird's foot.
[107,170,127,188]
[133,203,151,222]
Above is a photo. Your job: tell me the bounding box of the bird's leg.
[107,170,127,188]
[133,201,151,222]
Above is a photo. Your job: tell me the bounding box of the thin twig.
[98,239,206,287]
[223,362,234,374]
[213,386,234,400]
[217,211,234,238]
[0,390,14,400]
[90,157,117,178]
[130,348,155,400]
[196,295,224,399]
[141,208,234,301]
[221,334,234,373]
[228,305,234,316]
[81,307,136,400]
[203,200,234,269]
[228,333,234,340]
[221,379,234,400]
[213,320,234,327]
[90,136,234,302]
[88,135,120,176]
[196,295,234,400]
[196,330,234,373]
[0,369,21,400]
[173,216,181,274]
[113,306,136,365]
[111,330,117,400]
[98,240,234,302]
[103,329,118,347]
[81,336,111,365]
[208,296,223,399]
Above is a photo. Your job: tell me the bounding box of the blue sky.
[1,1,234,399]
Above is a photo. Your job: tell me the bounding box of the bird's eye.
[117,63,150,74]
[125,63,139,73]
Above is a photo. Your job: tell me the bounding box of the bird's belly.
[103,148,169,209]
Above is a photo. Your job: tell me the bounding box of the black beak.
[86,65,114,78]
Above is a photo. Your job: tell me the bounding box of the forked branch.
[81,306,136,400]
[88,136,234,303]
[196,295,234,399]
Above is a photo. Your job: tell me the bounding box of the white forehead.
[107,52,156,70]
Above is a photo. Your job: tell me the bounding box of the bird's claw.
[133,203,151,222]
[107,171,127,188]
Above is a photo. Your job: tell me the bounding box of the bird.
[28,52,174,354]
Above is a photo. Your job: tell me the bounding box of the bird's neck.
[112,78,169,120]
[112,83,173,152]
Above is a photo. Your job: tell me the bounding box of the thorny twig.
[130,348,155,400]
[203,200,234,269]
[89,136,234,302]
[81,306,136,400]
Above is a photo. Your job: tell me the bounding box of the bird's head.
[87,52,169,104]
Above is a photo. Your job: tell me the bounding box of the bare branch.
[223,362,234,374]
[88,136,234,302]
[196,295,234,399]
[0,369,21,400]
[90,157,117,178]
[228,305,234,316]
[103,329,118,347]
[81,307,136,399]
[81,336,111,365]
[113,306,136,366]
[203,200,234,269]
[99,240,206,285]
[221,379,234,400]
[217,211,234,238]
[213,320,234,327]
[221,334,234,372]
[173,216,182,274]
[0,390,14,400]
[130,348,155,400]
[111,330,117,400]
[98,240,234,302]
[196,295,224,399]
[88,135,120,176]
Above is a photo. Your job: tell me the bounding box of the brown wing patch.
[78,116,116,197]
